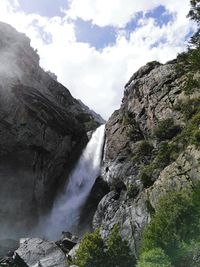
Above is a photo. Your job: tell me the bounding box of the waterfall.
[44,124,105,240]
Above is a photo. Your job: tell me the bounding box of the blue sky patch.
[120,6,174,42]
[123,12,143,39]
[16,0,69,17]
[74,18,117,50]
[146,5,174,26]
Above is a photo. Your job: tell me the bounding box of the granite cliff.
[0,22,103,239]
[93,59,200,261]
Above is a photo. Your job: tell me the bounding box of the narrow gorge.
[0,4,200,266]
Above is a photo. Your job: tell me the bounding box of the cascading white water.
[44,124,105,240]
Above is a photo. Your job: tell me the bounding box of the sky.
[0,0,196,119]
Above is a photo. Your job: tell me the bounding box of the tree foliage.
[136,248,172,267]
[139,184,200,267]
[153,118,181,141]
[74,226,135,267]
[188,0,200,23]
[106,225,135,267]
[75,229,106,267]
[188,0,200,48]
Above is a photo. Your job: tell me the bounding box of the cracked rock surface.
[93,61,200,261]
[15,238,67,267]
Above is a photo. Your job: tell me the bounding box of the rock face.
[0,22,102,238]
[93,60,200,260]
[79,177,110,233]
[15,238,67,267]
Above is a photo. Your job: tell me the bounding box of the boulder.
[14,238,67,267]
[56,232,78,254]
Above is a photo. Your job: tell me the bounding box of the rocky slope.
[0,22,102,239]
[93,60,200,260]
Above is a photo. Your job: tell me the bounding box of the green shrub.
[140,108,200,189]
[191,111,200,125]
[146,61,161,68]
[139,164,155,188]
[176,0,200,94]
[106,225,135,267]
[133,140,153,162]
[176,48,200,94]
[139,141,179,188]
[139,184,200,266]
[127,183,139,199]
[188,0,200,23]
[141,190,200,254]
[172,240,200,267]
[183,73,200,95]
[155,142,179,166]
[137,248,172,267]
[137,140,153,155]
[192,129,200,147]
[75,229,106,267]
[174,98,200,120]
[177,111,200,148]
[153,118,181,141]
[126,123,142,141]
[123,114,135,125]
[75,226,135,267]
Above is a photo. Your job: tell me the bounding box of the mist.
[38,124,105,240]
[0,23,25,88]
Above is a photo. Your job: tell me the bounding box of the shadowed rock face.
[0,22,102,238]
[93,60,200,260]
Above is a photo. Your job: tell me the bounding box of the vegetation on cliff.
[138,185,200,267]
[138,0,200,189]
[137,1,200,266]
[74,225,135,267]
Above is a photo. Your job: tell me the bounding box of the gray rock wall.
[0,22,102,238]
[93,60,200,260]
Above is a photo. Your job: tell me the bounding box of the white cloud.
[0,0,195,119]
[67,0,191,28]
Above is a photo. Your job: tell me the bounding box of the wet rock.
[0,253,28,267]
[67,244,80,262]
[14,238,67,267]
[56,232,78,254]
[79,177,110,232]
